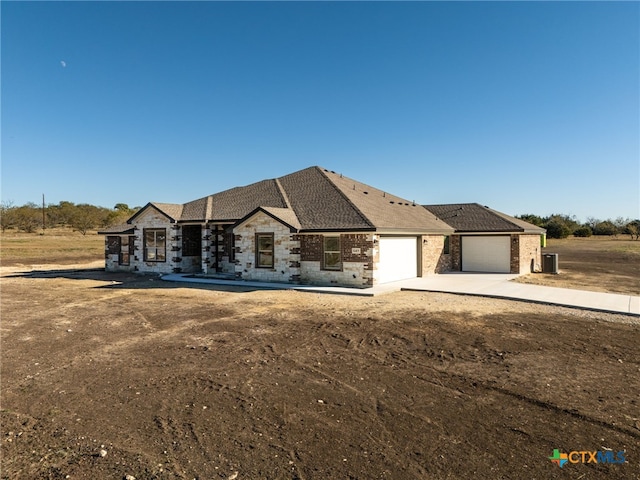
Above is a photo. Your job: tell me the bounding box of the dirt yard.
[515,237,640,295]
[1,233,639,479]
[1,261,639,479]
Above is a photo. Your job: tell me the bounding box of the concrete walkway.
[161,273,640,316]
[160,273,399,297]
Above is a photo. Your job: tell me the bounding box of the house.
[423,203,546,274]
[99,166,544,286]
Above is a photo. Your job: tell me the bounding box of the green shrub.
[594,221,618,236]
[545,220,572,239]
[573,226,592,237]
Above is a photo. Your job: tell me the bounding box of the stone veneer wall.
[105,250,120,272]
[202,225,236,275]
[173,224,203,274]
[509,235,520,274]
[219,229,237,274]
[299,233,374,287]
[420,235,451,275]
[233,211,301,283]
[450,235,462,271]
[128,209,174,274]
[104,208,206,275]
[516,234,542,274]
[104,235,135,272]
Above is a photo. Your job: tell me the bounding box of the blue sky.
[2,1,638,221]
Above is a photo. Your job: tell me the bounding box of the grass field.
[516,236,640,295]
[0,228,104,266]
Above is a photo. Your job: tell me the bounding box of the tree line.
[0,201,140,235]
[516,213,640,240]
[1,201,638,240]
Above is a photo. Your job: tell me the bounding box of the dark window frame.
[255,233,274,268]
[118,236,131,265]
[322,235,342,271]
[144,228,167,262]
[107,236,120,255]
[443,235,450,255]
[182,225,202,257]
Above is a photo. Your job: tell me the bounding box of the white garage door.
[378,237,418,283]
[462,236,511,273]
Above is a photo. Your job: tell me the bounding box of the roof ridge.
[274,177,292,209]
[129,202,181,223]
[315,167,374,228]
[484,206,525,231]
[423,202,475,208]
[205,195,213,220]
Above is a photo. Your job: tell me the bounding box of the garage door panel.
[462,236,510,273]
[378,237,417,283]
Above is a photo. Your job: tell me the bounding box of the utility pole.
[42,194,46,234]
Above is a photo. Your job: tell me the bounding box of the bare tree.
[69,204,103,235]
[612,217,629,238]
[585,216,600,231]
[13,203,41,233]
[0,200,15,233]
[626,220,640,241]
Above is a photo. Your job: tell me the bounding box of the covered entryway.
[378,237,418,283]
[461,235,511,273]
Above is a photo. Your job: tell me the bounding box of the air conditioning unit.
[542,253,559,274]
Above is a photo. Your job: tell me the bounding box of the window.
[443,235,450,255]
[323,236,341,270]
[119,236,133,265]
[256,233,274,268]
[144,229,166,262]
[182,225,202,257]
[107,236,120,255]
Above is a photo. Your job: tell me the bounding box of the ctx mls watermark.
[549,449,626,468]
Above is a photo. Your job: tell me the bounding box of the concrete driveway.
[399,273,640,316]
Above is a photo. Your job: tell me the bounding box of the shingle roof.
[97,224,136,235]
[278,167,374,230]
[181,197,209,221]
[137,180,288,224]
[321,168,452,232]
[423,203,545,233]
[125,202,183,224]
[117,167,479,234]
[149,202,183,221]
[199,179,288,222]
[238,206,302,231]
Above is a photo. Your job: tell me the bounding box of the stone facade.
[203,225,236,275]
[515,233,542,274]
[128,209,174,274]
[135,212,206,274]
[104,208,208,275]
[300,233,374,287]
[300,235,323,262]
[450,235,462,271]
[233,211,301,283]
[233,224,376,287]
[172,224,203,274]
[104,234,136,273]
[104,206,542,285]
[420,235,451,275]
